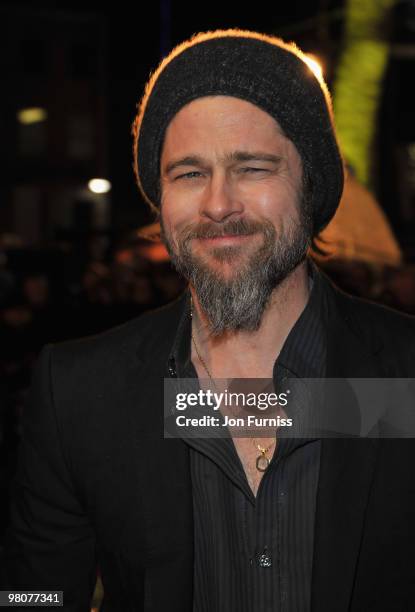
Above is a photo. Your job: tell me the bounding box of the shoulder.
[330,281,415,337]
[324,275,415,371]
[46,290,188,377]
[28,292,188,439]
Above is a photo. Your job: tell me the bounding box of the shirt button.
[257,548,272,568]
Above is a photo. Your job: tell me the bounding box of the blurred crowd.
[0,230,414,551]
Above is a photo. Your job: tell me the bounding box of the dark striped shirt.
[168,262,327,612]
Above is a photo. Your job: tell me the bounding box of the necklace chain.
[189,294,276,472]
[190,297,214,380]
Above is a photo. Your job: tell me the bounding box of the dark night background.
[0,0,414,598]
[1,0,414,236]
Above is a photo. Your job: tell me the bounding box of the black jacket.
[5,274,415,612]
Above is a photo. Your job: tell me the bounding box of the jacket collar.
[134,263,386,377]
[324,273,384,377]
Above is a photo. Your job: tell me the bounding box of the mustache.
[178,218,271,241]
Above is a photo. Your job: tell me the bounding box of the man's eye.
[239,167,269,174]
[175,171,203,180]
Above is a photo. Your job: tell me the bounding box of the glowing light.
[303,54,324,80]
[17,107,47,124]
[333,0,395,186]
[88,178,112,194]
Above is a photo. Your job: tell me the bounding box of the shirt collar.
[168,258,327,380]
[276,259,327,379]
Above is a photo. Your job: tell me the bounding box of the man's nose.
[199,172,243,222]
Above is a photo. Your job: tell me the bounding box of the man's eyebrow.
[163,151,282,175]
[225,151,282,165]
[164,156,206,175]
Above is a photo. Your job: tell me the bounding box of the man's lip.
[194,234,253,245]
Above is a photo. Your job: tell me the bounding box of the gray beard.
[161,213,311,336]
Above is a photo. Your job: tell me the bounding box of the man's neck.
[190,261,310,379]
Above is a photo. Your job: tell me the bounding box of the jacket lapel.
[127,278,387,611]
[124,293,194,610]
[311,282,382,612]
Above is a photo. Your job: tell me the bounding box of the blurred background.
[0,0,414,603]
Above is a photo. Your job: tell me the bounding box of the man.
[5,29,415,612]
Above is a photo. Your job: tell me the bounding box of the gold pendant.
[256,452,270,472]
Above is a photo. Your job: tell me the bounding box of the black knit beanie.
[132,29,344,235]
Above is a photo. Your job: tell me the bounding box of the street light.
[88,178,112,194]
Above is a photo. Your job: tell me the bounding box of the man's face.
[159,95,312,335]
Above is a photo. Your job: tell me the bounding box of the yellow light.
[88,178,112,194]
[17,107,47,124]
[303,54,324,81]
